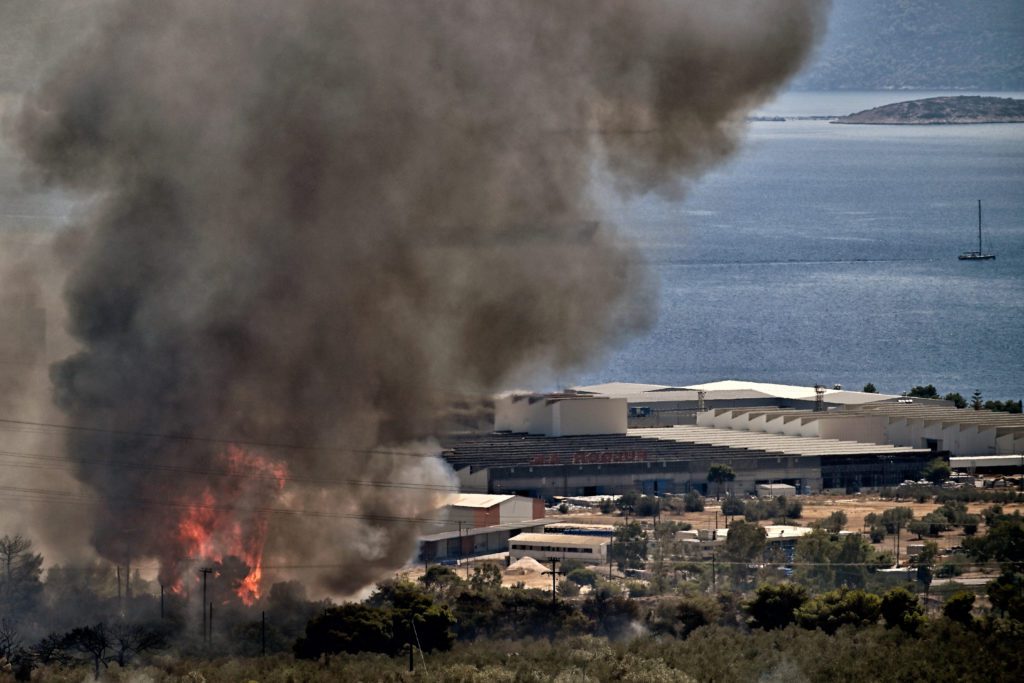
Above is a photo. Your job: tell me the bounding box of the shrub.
[880,587,925,634]
[943,591,975,626]
[566,567,599,588]
[796,588,881,635]
[745,583,808,631]
[721,496,745,516]
[683,491,705,513]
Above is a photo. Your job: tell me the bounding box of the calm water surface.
[572,92,1024,399]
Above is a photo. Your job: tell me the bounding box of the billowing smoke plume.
[15,0,826,595]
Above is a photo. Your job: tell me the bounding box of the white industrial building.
[508,532,609,565]
[572,379,909,427]
[700,403,1024,457]
[494,393,627,436]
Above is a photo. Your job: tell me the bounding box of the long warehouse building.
[442,394,932,498]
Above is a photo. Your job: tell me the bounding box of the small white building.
[508,532,609,565]
[494,394,627,436]
[757,483,797,498]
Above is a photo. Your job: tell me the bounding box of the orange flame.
[171,445,286,605]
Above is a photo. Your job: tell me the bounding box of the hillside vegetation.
[834,96,1024,125]
[793,0,1024,91]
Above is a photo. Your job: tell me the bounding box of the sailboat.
[958,200,995,261]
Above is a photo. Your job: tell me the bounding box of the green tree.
[611,521,647,571]
[818,510,848,534]
[723,521,767,563]
[908,519,931,539]
[636,495,660,519]
[796,588,882,634]
[862,383,878,393]
[880,507,915,534]
[922,512,951,535]
[833,534,875,588]
[922,458,951,485]
[720,496,745,516]
[707,464,736,500]
[963,511,1024,567]
[794,528,838,591]
[970,389,983,410]
[419,565,463,595]
[566,566,598,587]
[880,587,925,633]
[469,564,502,592]
[683,490,705,512]
[646,595,719,639]
[942,591,975,627]
[745,583,808,630]
[908,384,939,399]
[986,571,1024,620]
[294,603,395,659]
[616,491,639,516]
[944,392,967,408]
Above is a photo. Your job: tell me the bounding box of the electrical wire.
[0,415,449,459]
[0,447,472,494]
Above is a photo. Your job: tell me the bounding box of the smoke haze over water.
[11,0,827,594]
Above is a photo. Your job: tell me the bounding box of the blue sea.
[3,91,1022,401]
[571,91,1024,400]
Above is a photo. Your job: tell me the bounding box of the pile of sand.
[505,556,548,575]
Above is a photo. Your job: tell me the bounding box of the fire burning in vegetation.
[167,446,286,606]
[13,0,826,596]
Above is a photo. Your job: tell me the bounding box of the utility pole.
[160,584,164,619]
[408,617,415,673]
[208,602,213,645]
[608,537,613,580]
[261,611,266,656]
[712,551,719,592]
[542,558,562,605]
[198,567,213,642]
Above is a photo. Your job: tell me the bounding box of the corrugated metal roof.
[509,532,608,547]
[628,425,929,456]
[682,379,899,403]
[853,403,1024,428]
[450,493,516,508]
[572,382,680,395]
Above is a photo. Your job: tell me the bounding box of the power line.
[0,447,472,494]
[0,485,459,525]
[0,415,449,460]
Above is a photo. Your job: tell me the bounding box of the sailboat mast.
[978,199,983,253]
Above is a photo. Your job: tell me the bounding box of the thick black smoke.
[15,0,826,595]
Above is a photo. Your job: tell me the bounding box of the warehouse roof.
[851,403,1024,429]
[682,379,899,403]
[573,382,682,395]
[441,425,929,471]
[572,379,897,406]
[509,533,608,548]
[450,493,516,508]
[628,425,929,456]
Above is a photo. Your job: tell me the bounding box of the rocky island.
[833,96,1024,125]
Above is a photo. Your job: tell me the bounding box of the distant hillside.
[792,0,1024,91]
[833,96,1024,124]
